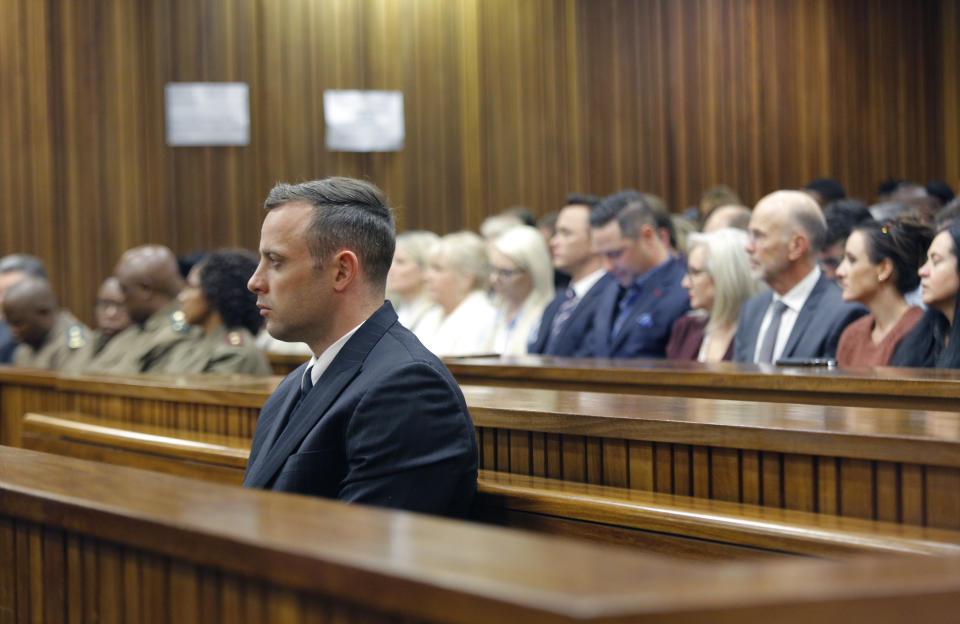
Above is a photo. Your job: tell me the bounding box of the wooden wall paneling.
[783,454,815,513]
[601,438,629,488]
[585,436,603,484]
[42,528,66,624]
[545,432,562,479]
[942,0,960,186]
[710,447,740,502]
[902,464,925,526]
[627,440,654,490]
[875,461,900,524]
[839,458,874,520]
[925,466,960,530]
[740,450,761,505]
[530,431,546,478]
[760,451,781,508]
[495,427,510,472]
[560,434,586,481]
[654,442,673,493]
[508,429,531,476]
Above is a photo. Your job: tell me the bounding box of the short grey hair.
[0,254,46,279]
[264,177,395,287]
[686,228,765,330]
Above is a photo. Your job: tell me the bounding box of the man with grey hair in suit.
[733,190,866,363]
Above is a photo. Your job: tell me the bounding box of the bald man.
[733,191,866,363]
[3,277,89,370]
[87,245,195,374]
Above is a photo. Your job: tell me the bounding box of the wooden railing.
[446,355,960,411]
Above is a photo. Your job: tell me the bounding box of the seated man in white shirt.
[529,195,615,356]
[733,190,866,363]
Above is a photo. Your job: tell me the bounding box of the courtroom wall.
[0,0,957,324]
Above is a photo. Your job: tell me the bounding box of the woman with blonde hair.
[387,230,440,332]
[667,228,763,361]
[488,225,555,355]
[416,231,497,356]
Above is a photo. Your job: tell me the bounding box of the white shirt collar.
[570,268,606,300]
[773,265,821,312]
[305,322,364,386]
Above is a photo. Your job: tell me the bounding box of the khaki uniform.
[12,311,90,370]
[150,326,272,375]
[60,330,119,373]
[84,301,196,375]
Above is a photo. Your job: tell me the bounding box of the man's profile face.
[550,205,593,274]
[819,240,845,281]
[745,203,791,285]
[592,220,647,287]
[3,299,53,348]
[114,264,156,324]
[248,202,330,347]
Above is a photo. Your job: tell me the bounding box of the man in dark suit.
[529,194,612,356]
[242,177,477,518]
[578,191,690,358]
[733,190,866,363]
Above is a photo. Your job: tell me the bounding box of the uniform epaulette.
[226,330,245,346]
[66,324,87,350]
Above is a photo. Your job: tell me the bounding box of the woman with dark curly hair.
[155,249,271,375]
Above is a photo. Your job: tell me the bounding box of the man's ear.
[787,232,810,261]
[332,250,359,292]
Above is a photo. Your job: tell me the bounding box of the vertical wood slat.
[0,0,957,326]
[710,448,740,503]
[925,466,960,530]
[839,458,875,520]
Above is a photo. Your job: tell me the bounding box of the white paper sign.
[323,90,404,152]
[165,83,250,146]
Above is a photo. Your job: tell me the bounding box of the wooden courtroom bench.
[446,355,960,411]
[22,411,960,561]
[4,367,960,529]
[6,446,960,623]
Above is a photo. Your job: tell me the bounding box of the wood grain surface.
[5,446,960,623]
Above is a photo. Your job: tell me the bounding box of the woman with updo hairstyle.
[154,249,271,375]
[891,221,960,368]
[835,217,933,366]
[488,225,555,355]
[415,231,497,356]
[667,228,763,361]
[387,230,440,332]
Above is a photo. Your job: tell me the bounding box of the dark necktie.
[757,301,788,363]
[611,285,641,339]
[546,288,578,346]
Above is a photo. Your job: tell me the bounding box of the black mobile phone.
[774,356,837,367]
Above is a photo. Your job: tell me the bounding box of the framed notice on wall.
[323,90,404,152]
[165,83,250,146]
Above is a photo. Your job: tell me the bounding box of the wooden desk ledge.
[477,471,960,558]
[21,411,960,562]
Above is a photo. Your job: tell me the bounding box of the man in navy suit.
[733,190,866,363]
[242,177,477,518]
[529,195,613,356]
[579,192,690,358]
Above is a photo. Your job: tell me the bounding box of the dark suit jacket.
[529,273,615,356]
[578,256,690,358]
[665,313,733,361]
[242,303,478,518]
[0,321,17,364]
[732,273,867,363]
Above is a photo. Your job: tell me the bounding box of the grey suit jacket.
[733,273,867,363]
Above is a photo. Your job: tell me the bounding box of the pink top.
[835,306,924,367]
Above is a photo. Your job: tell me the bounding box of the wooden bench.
[23,411,960,561]
[5,368,960,528]
[7,445,960,623]
[446,355,960,411]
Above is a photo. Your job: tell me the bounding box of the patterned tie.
[757,300,788,363]
[611,285,641,339]
[548,288,578,342]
